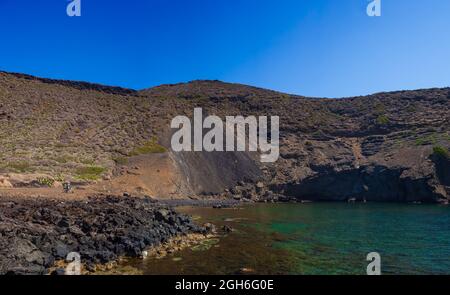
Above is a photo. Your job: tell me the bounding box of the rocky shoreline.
[1,188,448,275]
[0,195,208,275]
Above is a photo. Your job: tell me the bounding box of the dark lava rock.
[155,209,170,221]
[57,218,70,228]
[0,196,204,275]
[222,225,234,233]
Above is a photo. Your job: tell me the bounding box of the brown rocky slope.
[0,71,449,202]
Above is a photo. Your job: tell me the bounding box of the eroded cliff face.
[259,133,449,202]
[163,119,449,202]
[171,150,262,195]
[154,82,449,203]
[273,165,445,202]
[173,140,450,203]
[433,156,450,187]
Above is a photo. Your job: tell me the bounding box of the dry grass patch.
[75,166,106,181]
[130,138,167,156]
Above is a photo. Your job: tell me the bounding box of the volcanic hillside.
[0,71,449,202]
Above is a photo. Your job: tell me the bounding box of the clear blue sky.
[0,0,449,97]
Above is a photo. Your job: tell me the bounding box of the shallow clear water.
[124,203,450,275]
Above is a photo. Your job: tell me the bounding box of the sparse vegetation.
[415,134,438,146]
[36,177,55,187]
[442,133,450,142]
[130,137,167,156]
[406,104,417,113]
[433,145,449,159]
[54,155,75,164]
[75,166,106,181]
[113,156,129,165]
[80,158,96,165]
[415,138,427,146]
[6,161,32,173]
[376,115,390,125]
[374,102,386,114]
[54,173,65,182]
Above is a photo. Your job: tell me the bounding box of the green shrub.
[433,146,449,159]
[374,103,386,114]
[54,174,65,182]
[416,134,438,146]
[415,138,426,146]
[36,177,55,187]
[130,137,167,156]
[376,115,390,125]
[75,166,106,181]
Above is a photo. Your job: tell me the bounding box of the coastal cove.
[119,203,450,275]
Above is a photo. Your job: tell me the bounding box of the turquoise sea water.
[126,203,450,275]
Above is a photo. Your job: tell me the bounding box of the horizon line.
[1,69,449,100]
